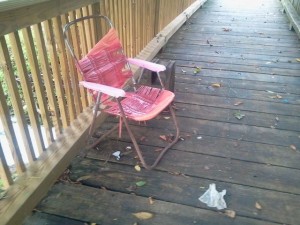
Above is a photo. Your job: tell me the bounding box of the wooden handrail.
[281,0,300,38]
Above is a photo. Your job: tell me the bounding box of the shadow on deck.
[24,0,300,224]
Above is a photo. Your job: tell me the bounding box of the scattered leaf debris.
[269,94,282,99]
[148,197,155,205]
[76,175,92,182]
[234,101,243,106]
[168,171,188,177]
[154,148,163,152]
[233,111,245,120]
[211,83,221,88]
[132,212,154,220]
[193,66,201,74]
[224,210,236,218]
[290,145,297,151]
[159,134,175,143]
[223,28,232,32]
[136,181,146,187]
[255,202,262,210]
[207,40,213,46]
[159,135,167,141]
[126,185,137,192]
[140,136,146,141]
[266,90,275,93]
[134,165,141,172]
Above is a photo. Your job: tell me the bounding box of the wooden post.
[22,27,54,144]
[0,143,13,188]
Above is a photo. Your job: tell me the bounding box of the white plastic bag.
[112,151,121,160]
[199,183,227,210]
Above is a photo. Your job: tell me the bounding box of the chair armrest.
[127,58,166,72]
[79,81,125,98]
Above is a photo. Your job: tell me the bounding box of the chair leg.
[88,92,102,137]
[117,99,179,170]
[86,92,119,149]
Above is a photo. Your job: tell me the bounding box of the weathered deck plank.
[34,182,279,225]
[24,0,300,224]
[68,158,300,225]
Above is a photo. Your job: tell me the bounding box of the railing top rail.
[0,0,98,36]
[0,0,49,12]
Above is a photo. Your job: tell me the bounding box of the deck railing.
[289,0,300,14]
[0,0,195,189]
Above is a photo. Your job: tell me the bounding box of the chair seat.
[105,86,174,121]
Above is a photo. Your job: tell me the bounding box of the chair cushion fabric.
[105,86,174,121]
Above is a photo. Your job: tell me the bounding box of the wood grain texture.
[36,182,279,225]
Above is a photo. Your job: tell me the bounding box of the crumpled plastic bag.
[112,151,121,160]
[199,183,227,210]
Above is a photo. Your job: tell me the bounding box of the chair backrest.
[63,15,133,90]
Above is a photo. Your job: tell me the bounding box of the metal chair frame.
[63,15,179,170]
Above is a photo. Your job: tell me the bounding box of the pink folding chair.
[63,15,179,170]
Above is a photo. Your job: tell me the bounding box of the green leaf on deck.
[136,181,146,187]
[193,66,201,74]
[233,111,245,120]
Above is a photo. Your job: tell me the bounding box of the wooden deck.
[24,0,300,224]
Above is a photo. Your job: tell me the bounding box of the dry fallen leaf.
[269,94,282,99]
[132,212,154,220]
[159,135,167,141]
[223,28,232,32]
[126,185,137,192]
[266,90,275,93]
[234,101,243,106]
[159,134,175,143]
[255,202,262,210]
[140,136,146,141]
[211,83,221,88]
[224,210,236,218]
[290,145,297,151]
[76,175,92,182]
[148,197,155,205]
[134,165,141,172]
[296,58,300,62]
